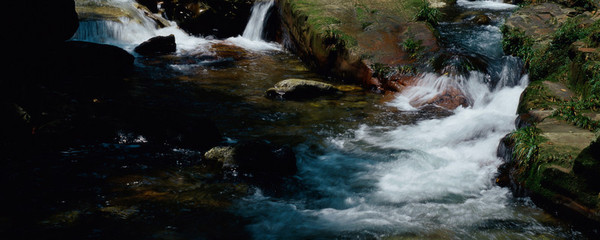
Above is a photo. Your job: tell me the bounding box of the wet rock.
[205,141,297,177]
[424,88,470,109]
[134,34,176,56]
[472,14,491,25]
[432,52,489,76]
[266,79,340,100]
[77,0,170,27]
[204,146,236,167]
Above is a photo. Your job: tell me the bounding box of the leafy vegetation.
[402,36,423,59]
[323,27,358,50]
[502,17,598,82]
[370,63,392,79]
[501,25,535,66]
[508,126,546,168]
[354,4,377,30]
[413,0,441,27]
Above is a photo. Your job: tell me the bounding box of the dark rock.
[136,0,159,13]
[266,79,340,100]
[132,112,221,151]
[134,34,177,56]
[472,14,491,25]
[204,141,297,177]
[432,51,489,76]
[9,0,78,46]
[159,0,254,38]
[58,41,134,77]
[573,138,600,191]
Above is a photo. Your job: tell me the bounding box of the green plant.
[323,27,358,51]
[355,4,376,30]
[553,95,600,131]
[398,65,416,75]
[501,25,535,64]
[402,37,423,59]
[371,63,391,78]
[509,126,546,168]
[414,0,441,26]
[551,18,590,50]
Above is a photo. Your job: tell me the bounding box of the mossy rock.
[573,137,600,191]
[279,0,439,90]
[266,79,340,100]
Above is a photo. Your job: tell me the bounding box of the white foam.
[457,0,518,10]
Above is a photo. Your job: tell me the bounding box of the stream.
[23,0,588,238]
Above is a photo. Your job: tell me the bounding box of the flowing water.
[40,0,588,238]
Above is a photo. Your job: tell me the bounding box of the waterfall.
[242,0,275,41]
[225,0,280,51]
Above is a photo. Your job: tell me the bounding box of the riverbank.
[499,1,600,232]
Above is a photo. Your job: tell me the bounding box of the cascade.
[71,0,279,53]
[242,0,275,41]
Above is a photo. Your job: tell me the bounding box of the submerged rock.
[266,79,340,100]
[204,146,236,167]
[134,34,176,56]
[472,14,491,25]
[204,141,297,177]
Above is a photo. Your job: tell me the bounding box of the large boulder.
[134,34,177,56]
[266,79,340,100]
[8,0,78,59]
[57,41,135,77]
[11,0,79,45]
[278,0,439,92]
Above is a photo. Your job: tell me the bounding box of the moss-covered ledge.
[276,0,441,92]
[498,1,600,230]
